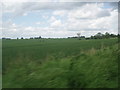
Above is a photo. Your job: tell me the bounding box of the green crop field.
[2,38,119,88]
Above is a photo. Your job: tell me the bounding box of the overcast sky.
[1,0,118,38]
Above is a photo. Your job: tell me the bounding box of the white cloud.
[42,15,48,19]
[49,16,63,28]
[23,13,28,16]
[68,3,111,19]
[2,2,87,17]
[36,22,41,25]
[60,3,118,34]
[51,19,62,28]
[49,16,56,22]
[53,10,66,16]
[25,26,34,31]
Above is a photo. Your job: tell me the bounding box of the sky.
[1,0,119,38]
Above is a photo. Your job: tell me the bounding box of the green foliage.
[2,38,118,88]
[91,32,117,39]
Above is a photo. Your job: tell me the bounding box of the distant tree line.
[68,36,85,39]
[2,36,42,40]
[90,32,118,39]
[29,36,42,39]
[2,32,120,40]
[68,32,119,40]
[2,38,11,40]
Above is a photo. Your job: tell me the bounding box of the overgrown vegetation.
[2,38,118,88]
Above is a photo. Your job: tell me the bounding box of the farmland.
[2,38,118,88]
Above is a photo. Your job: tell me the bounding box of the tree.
[77,33,81,40]
[21,37,24,39]
[94,32,103,39]
[30,37,33,39]
[91,36,94,39]
[105,32,110,39]
[39,36,42,39]
[110,34,116,38]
